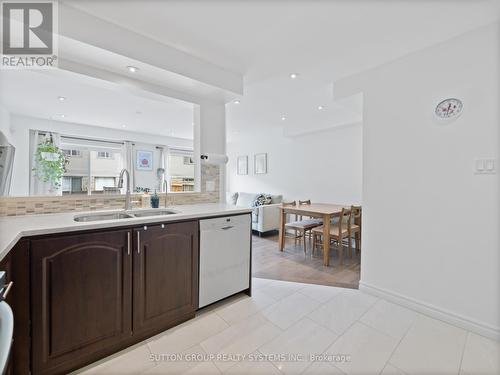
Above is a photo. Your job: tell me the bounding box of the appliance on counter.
[199,214,251,308]
[0,130,15,196]
[0,271,14,374]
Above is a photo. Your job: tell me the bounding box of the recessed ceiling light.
[281,115,286,121]
[122,124,127,128]
[318,105,324,110]
[58,96,66,102]
[127,65,139,73]
[233,99,241,104]
[289,73,298,79]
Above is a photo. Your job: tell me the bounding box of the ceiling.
[62,0,500,138]
[0,69,194,139]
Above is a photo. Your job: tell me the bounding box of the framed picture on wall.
[254,153,267,174]
[237,155,248,175]
[136,150,153,171]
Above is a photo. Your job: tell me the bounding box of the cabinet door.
[133,221,198,336]
[0,240,30,375]
[31,229,132,374]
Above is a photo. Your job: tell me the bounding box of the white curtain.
[159,146,167,193]
[30,131,63,196]
[123,141,135,192]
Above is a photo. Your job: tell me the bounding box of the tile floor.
[76,278,500,375]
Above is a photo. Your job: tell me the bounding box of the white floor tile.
[460,332,500,375]
[302,361,346,374]
[259,318,338,375]
[184,361,221,374]
[223,354,281,375]
[298,284,343,303]
[216,289,277,325]
[325,322,399,375]
[148,313,229,355]
[257,279,306,301]
[309,291,377,335]
[75,279,494,375]
[381,363,407,374]
[80,344,155,374]
[360,299,418,340]
[261,292,321,330]
[144,345,209,374]
[252,277,274,290]
[200,313,282,372]
[390,315,467,375]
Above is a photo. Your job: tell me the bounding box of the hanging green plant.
[32,137,69,188]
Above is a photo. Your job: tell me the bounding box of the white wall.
[8,115,192,196]
[352,23,499,338]
[227,124,362,204]
[0,104,11,144]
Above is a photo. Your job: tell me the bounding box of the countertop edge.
[0,204,253,262]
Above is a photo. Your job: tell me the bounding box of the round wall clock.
[435,98,463,119]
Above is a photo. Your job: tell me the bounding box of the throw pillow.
[252,193,272,207]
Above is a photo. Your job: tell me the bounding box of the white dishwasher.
[199,214,251,308]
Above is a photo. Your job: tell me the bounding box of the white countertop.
[0,203,252,261]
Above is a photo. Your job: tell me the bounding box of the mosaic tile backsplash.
[0,165,220,217]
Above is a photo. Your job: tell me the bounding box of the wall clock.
[435,98,463,119]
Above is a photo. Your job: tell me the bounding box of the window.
[62,176,85,194]
[93,177,117,191]
[63,149,81,157]
[168,148,195,192]
[183,156,194,165]
[60,139,124,195]
[31,132,200,196]
[97,151,113,159]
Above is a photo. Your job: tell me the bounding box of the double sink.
[74,209,178,222]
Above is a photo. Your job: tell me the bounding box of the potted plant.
[32,136,69,191]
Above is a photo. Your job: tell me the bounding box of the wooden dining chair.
[311,205,361,260]
[348,205,362,254]
[282,200,297,237]
[284,200,323,254]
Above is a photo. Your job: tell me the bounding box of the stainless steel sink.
[74,212,134,222]
[74,209,178,222]
[130,209,178,217]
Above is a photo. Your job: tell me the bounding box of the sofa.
[227,192,283,235]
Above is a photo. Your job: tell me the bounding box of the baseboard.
[359,281,500,341]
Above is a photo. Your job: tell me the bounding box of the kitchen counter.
[0,203,252,261]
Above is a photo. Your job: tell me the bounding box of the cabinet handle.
[2,281,13,300]
[137,231,141,254]
[221,226,234,230]
[127,232,131,256]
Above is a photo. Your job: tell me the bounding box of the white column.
[196,101,227,201]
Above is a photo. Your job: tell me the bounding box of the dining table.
[278,203,349,266]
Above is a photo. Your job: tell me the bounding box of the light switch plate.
[475,158,496,174]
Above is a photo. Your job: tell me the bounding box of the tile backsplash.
[0,165,220,217]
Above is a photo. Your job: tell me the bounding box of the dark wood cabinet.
[133,221,199,336]
[0,218,203,374]
[0,240,30,375]
[23,219,199,374]
[30,229,132,375]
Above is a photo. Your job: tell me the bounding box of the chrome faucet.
[117,168,132,211]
